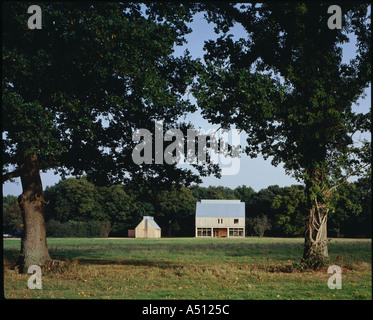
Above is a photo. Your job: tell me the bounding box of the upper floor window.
[234,219,239,224]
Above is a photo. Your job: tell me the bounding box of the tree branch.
[2,168,21,183]
[328,163,370,193]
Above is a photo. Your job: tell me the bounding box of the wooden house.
[195,200,245,238]
[134,216,161,238]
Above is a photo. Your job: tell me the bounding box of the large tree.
[2,2,206,272]
[194,2,371,264]
[156,185,196,236]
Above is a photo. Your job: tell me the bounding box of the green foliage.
[329,175,372,237]
[233,185,255,204]
[45,177,103,222]
[2,2,204,186]
[195,3,371,185]
[194,2,371,260]
[45,220,71,238]
[2,195,23,234]
[294,250,330,271]
[3,175,370,238]
[98,184,133,225]
[46,219,111,238]
[156,185,196,236]
[248,214,272,238]
[271,185,307,236]
[190,185,237,201]
[44,176,133,235]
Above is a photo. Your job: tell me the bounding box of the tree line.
[3,175,370,238]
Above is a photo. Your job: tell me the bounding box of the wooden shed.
[135,216,161,238]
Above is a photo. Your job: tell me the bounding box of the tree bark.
[303,204,328,260]
[16,154,50,273]
[302,168,330,264]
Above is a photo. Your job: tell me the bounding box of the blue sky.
[3,10,371,196]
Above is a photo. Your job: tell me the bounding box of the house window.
[197,228,212,237]
[234,219,239,224]
[229,228,244,237]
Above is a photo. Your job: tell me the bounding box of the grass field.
[3,237,372,300]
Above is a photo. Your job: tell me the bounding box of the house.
[195,200,245,238]
[134,216,161,238]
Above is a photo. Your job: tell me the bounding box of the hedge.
[46,219,111,238]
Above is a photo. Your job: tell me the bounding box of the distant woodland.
[3,175,371,238]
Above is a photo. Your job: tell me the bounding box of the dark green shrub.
[46,220,111,237]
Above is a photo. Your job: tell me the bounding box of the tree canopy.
[2,2,211,271]
[2,2,206,186]
[194,2,371,262]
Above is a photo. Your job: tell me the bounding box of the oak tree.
[194,2,371,264]
[2,2,202,272]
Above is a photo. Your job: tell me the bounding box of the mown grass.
[3,237,371,300]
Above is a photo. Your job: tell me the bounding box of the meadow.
[3,237,371,300]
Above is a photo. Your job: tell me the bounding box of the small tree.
[252,214,272,237]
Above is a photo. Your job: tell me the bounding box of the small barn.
[195,200,245,238]
[134,216,161,238]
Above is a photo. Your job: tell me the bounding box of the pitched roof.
[143,216,161,230]
[196,200,245,218]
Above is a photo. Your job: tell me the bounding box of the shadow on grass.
[3,248,19,262]
[4,246,185,270]
[77,258,184,269]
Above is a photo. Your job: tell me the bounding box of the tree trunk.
[168,220,172,237]
[302,168,330,266]
[16,154,50,273]
[303,204,328,260]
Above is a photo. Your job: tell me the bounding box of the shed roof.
[142,216,161,230]
[196,200,245,218]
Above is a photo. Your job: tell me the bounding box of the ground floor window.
[197,228,212,237]
[229,228,244,237]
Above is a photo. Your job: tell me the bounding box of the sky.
[2,9,371,196]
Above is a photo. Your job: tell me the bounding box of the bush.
[46,220,72,237]
[86,220,111,238]
[46,220,111,238]
[293,252,329,271]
